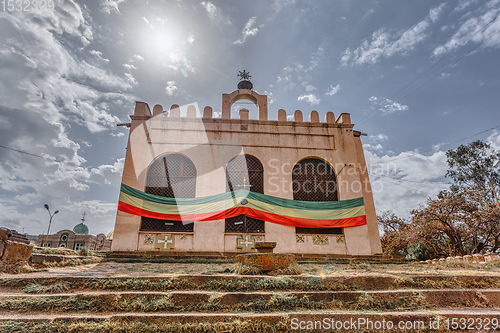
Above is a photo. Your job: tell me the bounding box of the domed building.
[73,222,89,235]
[38,213,112,251]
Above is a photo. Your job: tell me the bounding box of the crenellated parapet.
[132,93,351,126]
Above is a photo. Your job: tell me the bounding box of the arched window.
[292,158,342,235]
[225,155,265,233]
[140,154,196,232]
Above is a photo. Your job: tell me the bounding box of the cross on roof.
[237,70,251,81]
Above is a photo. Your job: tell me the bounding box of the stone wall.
[0,228,33,272]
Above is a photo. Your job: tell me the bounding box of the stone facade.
[37,230,112,251]
[112,87,382,256]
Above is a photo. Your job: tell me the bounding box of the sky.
[1,0,500,236]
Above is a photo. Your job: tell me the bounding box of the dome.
[73,222,89,235]
[237,80,253,90]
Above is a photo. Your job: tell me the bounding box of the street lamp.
[472,160,500,210]
[44,204,59,247]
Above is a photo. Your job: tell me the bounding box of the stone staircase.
[0,273,499,332]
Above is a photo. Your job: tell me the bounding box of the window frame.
[225,155,265,234]
[140,154,197,233]
[292,158,343,235]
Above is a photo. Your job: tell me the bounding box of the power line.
[374,177,440,196]
[0,144,74,165]
[0,144,46,159]
[370,171,449,186]
[397,28,500,103]
[356,12,500,126]
[367,123,500,165]
[389,12,500,101]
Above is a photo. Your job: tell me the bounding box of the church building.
[112,73,382,256]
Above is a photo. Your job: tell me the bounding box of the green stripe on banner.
[120,183,364,211]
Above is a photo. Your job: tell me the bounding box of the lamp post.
[44,204,59,247]
[472,161,500,210]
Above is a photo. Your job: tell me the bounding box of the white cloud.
[168,51,197,74]
[100,0,125,14]
[234,17,261,44]
[371,134,389,142]
[133,54,145,62]
[369,96,409,114]
[487,131,500,150]
[200,1,230,24]
[124,73,137,85]
[297,93,320,105]
[0,1,136,235]
[272,0,296,12]
[454,0,480,12]
[123,63,137,71]
[187,33,195,44]
[276,47,324,92]
[201,1,216,17]
[433,4,500,56]
[90,50,109,63]
[366,150,449,218]
[326,84,341,96]
[165,81,178,96]
[264,90,276,104]
[341,3,446,66]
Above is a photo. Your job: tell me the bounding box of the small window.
[59,244,66,248]
[74,242,85,251]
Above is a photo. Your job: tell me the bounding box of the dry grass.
[0,318,292,333]
[0,290,431,314]
[298,259,500,277]
[233,262,303,275]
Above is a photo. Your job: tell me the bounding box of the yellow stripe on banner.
[120,192,365,220]
[119,192,239,215]
[244,198,365,219]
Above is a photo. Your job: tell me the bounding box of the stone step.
[2,274,499,292]
[1,309,500,332]
[1,289,499,313]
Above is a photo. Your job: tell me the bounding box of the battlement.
[132,106,352,127]
[132,88,352,125]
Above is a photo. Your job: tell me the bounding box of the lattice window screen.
[141,154,196,232]
[225,155,265,233]
[293,158,343,235]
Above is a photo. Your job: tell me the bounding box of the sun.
[139,18,185,63]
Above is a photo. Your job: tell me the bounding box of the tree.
[445,140,500,201]
[378,211,408,257]
[380,140,500,258]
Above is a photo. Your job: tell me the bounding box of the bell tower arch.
[222,70,268,120]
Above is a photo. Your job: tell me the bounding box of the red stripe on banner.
[118,201,367,229]
[242,208,367,228]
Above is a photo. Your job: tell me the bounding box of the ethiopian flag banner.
[118,183,366,229]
